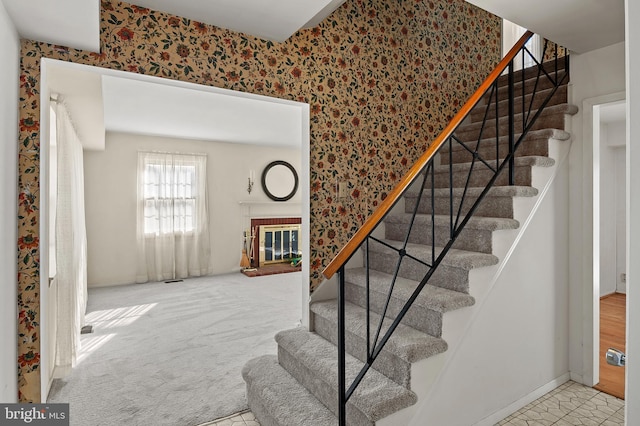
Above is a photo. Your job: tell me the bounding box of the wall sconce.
[247,170,255,194]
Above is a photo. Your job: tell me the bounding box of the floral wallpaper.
[16,0,501,401]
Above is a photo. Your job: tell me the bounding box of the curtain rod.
[138,150,208,157]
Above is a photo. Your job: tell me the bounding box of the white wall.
[598,121,626,297]
[614,147,626,293]
[626,0,640,421]
[0,0,19,403]
[410,142,571,426]
[567,42,625,384]
[83,132,302,287]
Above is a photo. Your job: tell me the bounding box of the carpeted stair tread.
[439,128,570,155]
[310,299,446,386]
[453,103,578,142]
[404,185,539,200]
[342,268,474,335]
[432,155,555,175]
[470,85,568,122]
[242,355,338,426]
[311,300,447,364]
[459,104,578,134]
[495,63,567,88]
[403,185,539,219]
[384,213,520,253]
[369,238,499,270]
[345,268,476,314]
[481,71,568,106]
[385,213,519,231]
[276,327,417,425]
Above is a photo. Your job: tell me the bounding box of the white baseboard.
[570,372,584,384]
[474,373,571,426]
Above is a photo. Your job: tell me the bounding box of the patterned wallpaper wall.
[16,0,500,400]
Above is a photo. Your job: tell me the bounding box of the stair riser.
[472,86,567,122]
[454,113,567,143]
[480,75,567,107]
[277,346,373,426]
[313,311,413,387]
[368,251,469,293]
[385,222,494,254]
[439,138,549,166]
[405,194,516,219]
[242,356,340,426]
[245,384,285,426]
[425,164,533,188]
[495,62,567,87]
[344,280,443,337]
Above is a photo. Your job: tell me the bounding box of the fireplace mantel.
[238,201,301,205]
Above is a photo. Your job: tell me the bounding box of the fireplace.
[259,224,301,266]
[250,217,301,268]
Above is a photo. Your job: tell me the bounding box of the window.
[138,152,205,236]
[143,162,197,234]
[136,151,212,282]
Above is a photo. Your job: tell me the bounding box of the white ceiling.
[2,0,100,52]
[129,0,346,42]
[467,0,625,53]
[47,65,105,150]
[101,75,303,147]
[2,0,346,52]
[45,61,303,151]
[3,0,624,54]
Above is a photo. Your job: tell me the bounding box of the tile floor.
[201,381,624,426]
[200,411,259,426]
[498,381,624,425]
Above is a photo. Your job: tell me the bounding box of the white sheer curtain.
[52,99,88,377]
[136,152,212,282]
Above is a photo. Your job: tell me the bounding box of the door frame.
[38,57,311,400]
[581,91,626,387]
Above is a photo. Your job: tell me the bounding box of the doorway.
[38,58,311,401]
[592,98,627,398]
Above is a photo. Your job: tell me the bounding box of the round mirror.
[261,161,299,202]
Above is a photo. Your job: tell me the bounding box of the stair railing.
[322,31,570,425]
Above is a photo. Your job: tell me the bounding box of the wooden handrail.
[323,31,534,280]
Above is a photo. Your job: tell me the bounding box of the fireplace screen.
[259,224,301,266]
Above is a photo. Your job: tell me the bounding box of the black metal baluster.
[495,81,499,167]
[338,266,346,426]
[431,161,435,265]
[522,48,526,134]
[449,137,454,240]
[508,61,515,186]
[365,238,370,359]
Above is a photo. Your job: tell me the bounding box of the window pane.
[274,231,282,260]
[265,232,273,261]
[292,230,299,256]
[283,231,290,259]
[142,156,198,234]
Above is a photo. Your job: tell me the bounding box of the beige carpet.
[47,272,302,426]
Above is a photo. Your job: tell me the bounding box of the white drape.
[136,152,212,283]
[52,100,88,377]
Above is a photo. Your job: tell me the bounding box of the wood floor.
[593,293,626,399]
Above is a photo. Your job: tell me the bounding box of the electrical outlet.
[621,273,626,283]
[338,181,349,198]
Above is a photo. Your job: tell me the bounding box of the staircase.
[243,36,575,425]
